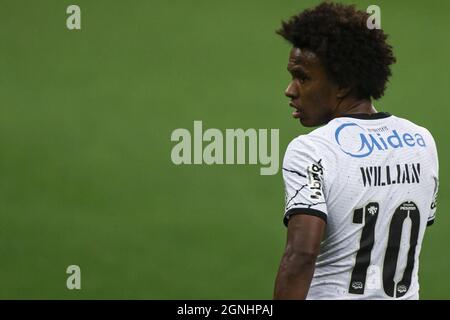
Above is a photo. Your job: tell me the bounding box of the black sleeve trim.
[284,208,328,227]
[427,219,435,227]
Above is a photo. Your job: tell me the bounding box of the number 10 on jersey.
[349,201,420,298]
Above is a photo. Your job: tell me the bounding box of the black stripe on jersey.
[282,167,306,178]
[427,219,435,227]
[284,208,327,227]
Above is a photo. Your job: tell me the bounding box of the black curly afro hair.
[277,2,396,100]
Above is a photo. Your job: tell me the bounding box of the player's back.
[282,112,439,300]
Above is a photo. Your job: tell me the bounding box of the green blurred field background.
[0,0,448,299]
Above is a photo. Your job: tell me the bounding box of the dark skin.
[274,214,325,299]
[273,47,377,300]
[285,47,376,127]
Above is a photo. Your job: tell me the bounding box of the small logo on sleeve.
[307,159,324,200]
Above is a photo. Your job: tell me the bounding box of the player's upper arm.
[282,136,329,227]
[284,213,326,259]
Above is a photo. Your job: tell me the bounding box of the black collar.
[340,112,392,120]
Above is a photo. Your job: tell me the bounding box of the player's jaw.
[289,101,316,126]
[290,103,330,127]
[290,101,311,126]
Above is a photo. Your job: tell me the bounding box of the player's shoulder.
[286,120,345,152]
[392,114,428,130]
[286,126,330,153]
[284,122,341,164]
[393,115,437,147]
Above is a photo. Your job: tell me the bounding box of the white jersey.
[282,112,439,300]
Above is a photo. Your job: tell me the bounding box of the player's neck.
[334,98,376,118]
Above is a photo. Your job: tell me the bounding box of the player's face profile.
[285,47,339,127]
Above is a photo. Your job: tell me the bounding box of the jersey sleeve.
[282,136,328,227]
[428,177,438,226]
[427,132,439,226]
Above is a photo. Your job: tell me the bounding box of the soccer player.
[273,2,439,300]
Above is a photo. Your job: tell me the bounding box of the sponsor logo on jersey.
[307,159,324,200]
[400,202,417,211]
[397,285,408,294]
[351,281,364,290]
[431,199,437,210]
[335,122,426,158]
[431,176,439,209]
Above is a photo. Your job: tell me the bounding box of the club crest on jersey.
[335,122,426,158]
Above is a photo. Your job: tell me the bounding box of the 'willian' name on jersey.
[360,163,420,187]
